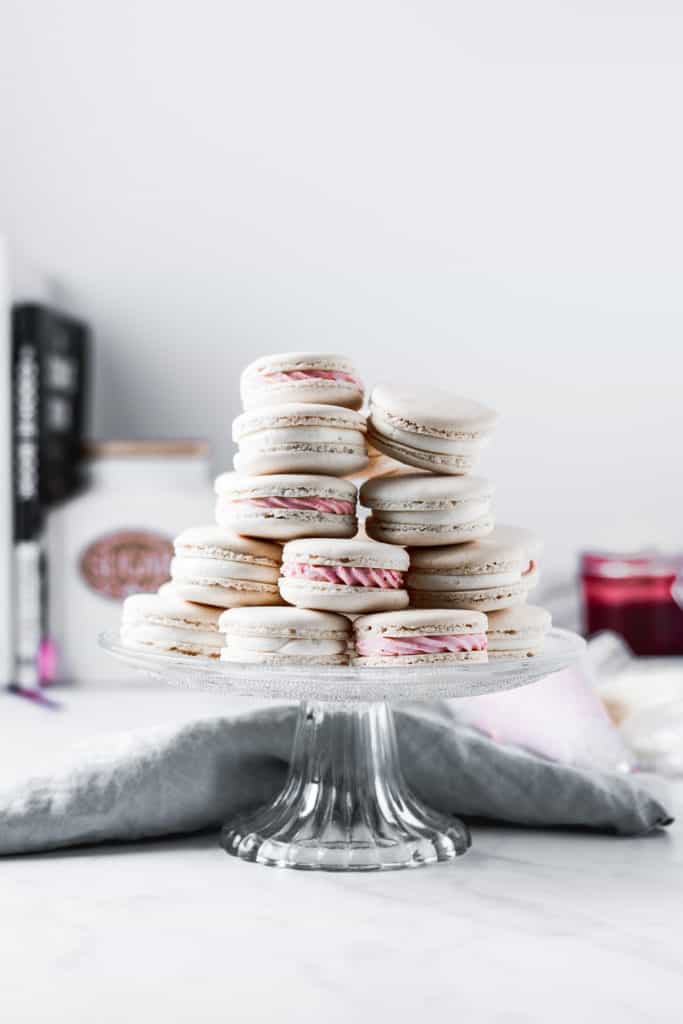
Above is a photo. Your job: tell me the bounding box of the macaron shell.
[215,472,357,502]
[121,623,222,658]
[353,608,488,636]
[365,512,494,547]
[279,577,410,614]
[409,582,530,612]
[366,426,478,475]
[242,379,363,412]
[360,472,492,507]
[407,533,529,573]
[219,605,351,639]
[353,649,487,667]
[122,590,223,628]
[282,537,409,571]
[174,525,282,565]
[232,448,366,479]
[233,404,367,440]
[171,580,283,608]
[221,648,349,666]
[171,555,281,585]
[486,604,551,657]
[487,646,544,660]
[216,502,358,541]
[370,387,497,437]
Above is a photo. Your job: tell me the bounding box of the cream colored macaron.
[220,606,351,665]
[215,472,358,540]
[240,352,364,411]
[169,525,283,608]
[486,605,551,659]
[353,608,488,667]
[232,403,368,477]
[279,537,410,614]
[367,386,497,475]
[407,528,539,612]
[121,590,223,658]
[360,472,494,546]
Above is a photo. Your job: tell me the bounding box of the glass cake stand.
[100,628,584,872]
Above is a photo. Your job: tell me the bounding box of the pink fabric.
[356,633,487,656]
[263,369,361,386]
[235,496,355,515]
[282,562,404,588]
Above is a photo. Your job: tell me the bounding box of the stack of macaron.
[121,352,551,666]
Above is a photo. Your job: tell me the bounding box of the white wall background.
[1,0,682,576]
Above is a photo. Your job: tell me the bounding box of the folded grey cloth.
[0,704,671,856]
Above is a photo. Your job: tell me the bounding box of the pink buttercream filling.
[282,562,404,588]
[262,369,361,387]
[235,496,355,515]
[356,633,487,656]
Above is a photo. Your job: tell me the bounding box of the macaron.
[215,472,358,540]
[232,403,368,477]
[407,529,539,612]
[121,591,223,658]
[169,525,283,608]
[220,606,351,665]
[360,473,494,546]
[353,609,488,667]
[240,352,364,411]
[367,386,497,475]
[279,537,410,614]
[486,605,551,659]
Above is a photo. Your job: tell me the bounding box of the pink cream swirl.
[356,633,487,656]
[282,562,404,589]
[263,369,361,387]
[236,496,355,515]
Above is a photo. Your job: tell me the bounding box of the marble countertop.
[2,679,681,1024]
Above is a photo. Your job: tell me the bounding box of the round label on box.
[80,529,173,600]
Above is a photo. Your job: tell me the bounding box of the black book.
[11,304,90,686]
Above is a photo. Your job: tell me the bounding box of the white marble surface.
[1,680,682,1024]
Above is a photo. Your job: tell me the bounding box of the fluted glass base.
[221,700,471,871]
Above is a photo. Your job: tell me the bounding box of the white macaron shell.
[369,408,485,455]
[282,537,409,571]
[215,472,357,502]
[486,605,551,653]
[370,387,497,437]
[279,577,409,614]
[240,352,364,412]
[353,608,488,637]
[171,555,280,585]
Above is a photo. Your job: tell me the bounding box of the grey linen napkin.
[0,704,671,855]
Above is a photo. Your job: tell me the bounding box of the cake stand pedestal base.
[221,700,470,871]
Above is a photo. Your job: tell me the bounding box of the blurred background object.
[581,551,683,656]
[47,441,214,682]
[11,303,89,688]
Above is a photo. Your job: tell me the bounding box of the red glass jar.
[581,551,683,656]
